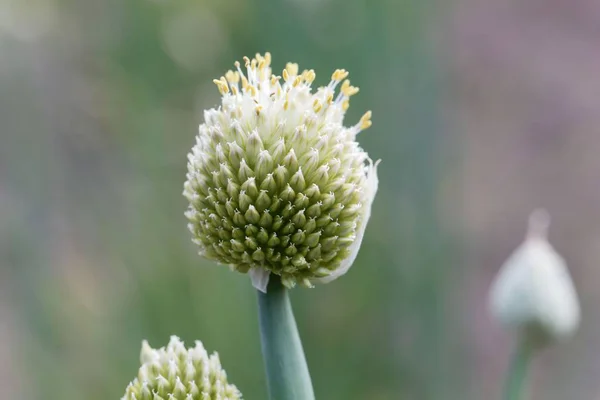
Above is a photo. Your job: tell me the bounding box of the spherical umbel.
[122,336,242,400]
[184,53,379,291]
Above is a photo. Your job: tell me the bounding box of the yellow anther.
[241,75,249,90]
[283,93,290,110]
[255,104,263,115]
[270,76,277,86]
[225,70,240,84]
[292,76,301,87]
[258,59,266,70]
[247,85,257,97]
[326,93,334,104]
[305,69,316,84]
[347,86,359,96]
[313,100,322,113]
[282,69,289,82]
[341,79,350,91]
[341,80,359,97]
[212,78,223,92]
[231,86,238,95]
[251,58,257,69]
[243,56,250,67]
[342,100,350,111]
[286,62,299,77]
[359,110,372,130]
[264,52,272,66]
[331,69,349,81]
[212,78,229,94]
[234,60,241,69]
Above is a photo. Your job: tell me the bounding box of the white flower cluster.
[184,53,379,291]
[122,336,242,400]
[489,210,580,345]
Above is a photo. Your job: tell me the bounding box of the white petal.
[249,267,270,293]
[140,340,158,364]
[313,158,380,284]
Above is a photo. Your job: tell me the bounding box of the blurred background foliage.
[1,1,453,398]
[3,0,599,399]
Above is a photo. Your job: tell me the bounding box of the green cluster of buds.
[184,53,379,291]
[122,336,242,400]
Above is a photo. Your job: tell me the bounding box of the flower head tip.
[489,209,580,346]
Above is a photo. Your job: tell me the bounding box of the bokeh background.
[1,0,598,398]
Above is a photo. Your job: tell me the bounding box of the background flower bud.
[184,54,379,291]
[122,336,242,400]
[489,210,580,346]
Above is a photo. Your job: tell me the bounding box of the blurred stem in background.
[258,275,315,400]
[503,341,531,400]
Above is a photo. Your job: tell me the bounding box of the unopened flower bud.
[184,53,380,291]
[489,210,580,346]
[122,336,242,400]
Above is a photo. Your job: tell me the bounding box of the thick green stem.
[257,275,315,400]
[504,341,532,400]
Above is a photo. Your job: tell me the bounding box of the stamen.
[341,80,359,96]
[225,70,239,84]
[359,111,372,130]
[286,62,299,77]
[313,100,322,113]
[212,78,229,95]
[331,69,349,81]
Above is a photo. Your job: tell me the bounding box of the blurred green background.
[2,0,598,399]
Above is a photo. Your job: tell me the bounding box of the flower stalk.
[258,275,315,400]
[490,210,581,400]
[503,340,532,400]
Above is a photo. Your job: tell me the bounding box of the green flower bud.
[122,336,242,400]
[489,210,580,346]
[184,53,379,291]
